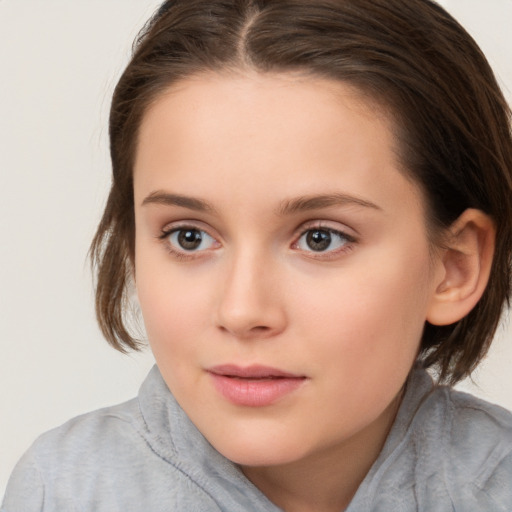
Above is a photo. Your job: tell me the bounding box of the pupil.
[307,230,331,251]
[178,229,202,250]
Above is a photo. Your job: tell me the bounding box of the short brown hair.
[91,0,512,384]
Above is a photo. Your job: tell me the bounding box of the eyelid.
[293,220,358,241]
[291,221,358,257]
[155,219,357,261]
[158,221,221,259]
[158,219,218,239]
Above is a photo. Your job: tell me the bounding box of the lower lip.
[209,373,306,407]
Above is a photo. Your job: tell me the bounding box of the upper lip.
[207,364,305,379]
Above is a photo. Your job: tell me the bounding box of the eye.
[295,228,353,253]
[166,227,217,252]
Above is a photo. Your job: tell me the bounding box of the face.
[133,72,443,469]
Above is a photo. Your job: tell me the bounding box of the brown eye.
[306,230,332,251]
[177,229,203,250]
[166,228,216,252]
[296,228,352,253]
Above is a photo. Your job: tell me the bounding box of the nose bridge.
[215,243,285,338]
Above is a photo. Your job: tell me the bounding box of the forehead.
[133,71,423,216]
[137,71,391,146]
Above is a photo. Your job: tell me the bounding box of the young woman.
[3,1,512,510]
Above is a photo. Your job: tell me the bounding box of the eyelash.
[293,225,356,259]
[158,222,357,261]
[158,224,218,261]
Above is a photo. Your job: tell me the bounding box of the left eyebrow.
[141,191,216,213]
[277,193,381,216]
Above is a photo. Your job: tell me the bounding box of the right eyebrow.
[277,192,381,216]
[141,191,216,213]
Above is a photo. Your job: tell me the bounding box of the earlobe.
[426,209,495,326]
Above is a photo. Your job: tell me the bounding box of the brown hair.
[91,0,512,384]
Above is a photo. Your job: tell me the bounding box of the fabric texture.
[2,365,512,511]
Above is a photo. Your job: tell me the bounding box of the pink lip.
[207,365,307,407]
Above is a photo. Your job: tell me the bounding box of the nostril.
[217,323,275,338]
[251,326,270,332]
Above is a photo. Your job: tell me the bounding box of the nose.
[215,249,287,340]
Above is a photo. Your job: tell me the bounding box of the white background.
[1,0,511,497]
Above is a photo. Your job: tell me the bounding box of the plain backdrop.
[1,0,511,497]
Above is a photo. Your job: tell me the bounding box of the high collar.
[137,364,435,511]
[136,365,281,510]
[346,367,436,510]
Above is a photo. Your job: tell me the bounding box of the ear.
[427,209,495,326]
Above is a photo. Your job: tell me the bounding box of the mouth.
[207,364,307,407]
[208,364,305,379]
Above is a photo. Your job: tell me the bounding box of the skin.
[133,72,448,511]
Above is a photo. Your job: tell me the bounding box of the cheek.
[291,243,434,375]
[134,248,211,354]
[137,277,208,339]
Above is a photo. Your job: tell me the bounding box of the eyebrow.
[277,193,381,215]
[141,191,216,213]
[141,191,381,215]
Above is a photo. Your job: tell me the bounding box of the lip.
[207,364,307,407]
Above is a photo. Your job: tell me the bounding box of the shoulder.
[3,399,164,512]
[2,399,140,507]
[446,387,512,487]
[27,397,142,465]
[432,385,512,465]
[420,383,512,509]
[1,377,237,512]
[2,397,222,512]
[444,385,512,441]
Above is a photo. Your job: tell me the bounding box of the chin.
[210,432,310,468]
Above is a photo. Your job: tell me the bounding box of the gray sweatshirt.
[2,366,512,511]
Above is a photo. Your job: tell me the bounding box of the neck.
[241,391,402,512]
